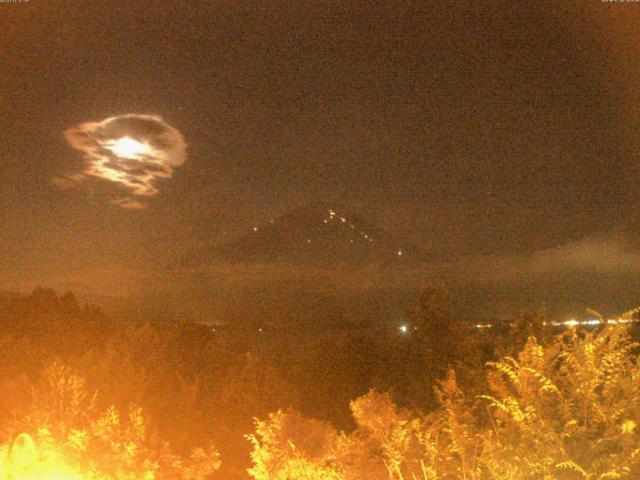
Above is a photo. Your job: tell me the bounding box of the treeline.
[0,288,294,478]
[0,287,638,479]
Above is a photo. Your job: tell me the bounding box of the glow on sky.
[62,114,186,209]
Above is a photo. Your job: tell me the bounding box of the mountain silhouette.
[179,203,428,267]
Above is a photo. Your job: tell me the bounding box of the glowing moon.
[62,114,187,208]
[105,137,152,159]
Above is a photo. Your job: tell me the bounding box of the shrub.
[248,326,640,480]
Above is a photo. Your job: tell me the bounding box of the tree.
[0,359,221,480]
[247,325,640,480]
[415,284,465,367]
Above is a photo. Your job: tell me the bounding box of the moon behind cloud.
[62,114,187,208]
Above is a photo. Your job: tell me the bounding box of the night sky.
[3,1,640,291]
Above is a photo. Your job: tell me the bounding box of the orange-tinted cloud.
[62,114,186,207]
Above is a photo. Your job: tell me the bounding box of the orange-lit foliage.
[0,360,220,479]
[0,289,299,478]
[248,326,640,479]
[482,328,640,478]
[3,289,640,479]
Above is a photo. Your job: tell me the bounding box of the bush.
[0,359,221,480]
[248,326,640,479]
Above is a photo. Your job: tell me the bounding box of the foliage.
[3,288,640,479]
[482,328,640,479]
[248,326,640,480]
[0,359,221,480]
[0,289,300,477]
[247,410,344,480]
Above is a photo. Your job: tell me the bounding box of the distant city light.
[475,323,492,329]
[397,249,403,256]
[472,317,639,330]
[399,324,409,334]
[253,226,258,232]
[582,319,601,326]
[548,318,637,327]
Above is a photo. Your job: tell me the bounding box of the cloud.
[528,234,640,273]
[62,114,186,207]
[406,233,640,287]
[112,198,146,210]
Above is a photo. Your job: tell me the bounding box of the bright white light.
[106,137,152,159]
[253,227,258,232]
[399,324,409,334]
[397,249,403,256]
